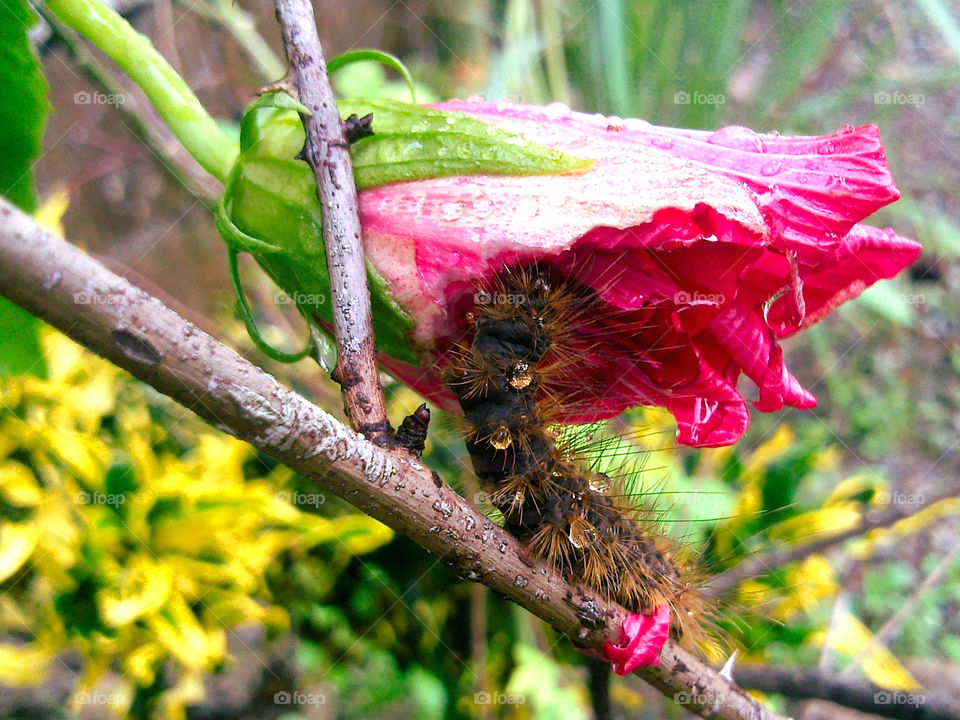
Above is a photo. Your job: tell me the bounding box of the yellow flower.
[0,643,54,687]
[0,522,38,583]
[812,609,921,690]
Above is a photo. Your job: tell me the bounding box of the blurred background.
[4,0,960,718]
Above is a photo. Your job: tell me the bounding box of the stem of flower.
[43,0,238,182]
[273,0,390,440]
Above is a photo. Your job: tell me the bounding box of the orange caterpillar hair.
[446,264,713,650]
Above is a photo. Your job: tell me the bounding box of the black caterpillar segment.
[447,265,709,647]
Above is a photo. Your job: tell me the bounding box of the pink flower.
[359,100,920,447]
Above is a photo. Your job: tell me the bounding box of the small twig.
[705,489,960,597]
[735,663,960,720]
[273,0,389,442]
[470,584,492,720]
[0,197,785,720]
[36,0,222,205]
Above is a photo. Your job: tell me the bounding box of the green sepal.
[328,50,416,103]
[226,249,316,363]
[338,98,594,188]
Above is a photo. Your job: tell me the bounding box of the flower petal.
[763,224,922,335]
[361,100,918,447]
[439,100,900,261]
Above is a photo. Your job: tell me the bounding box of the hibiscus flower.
[358,99,920,447]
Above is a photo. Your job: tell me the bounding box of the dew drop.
[707,125,766,153]
[760,160,783,177]
[543,102,572,119]
[588,473,610,494]
[439,201,464,221]
[817,140,836,155]
[508,362,533,390]
[490,425,512,450]
[650,136,674,150]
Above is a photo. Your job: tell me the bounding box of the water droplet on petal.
[544,102,572,119]
[817,140,836,155]
[651,136,674,150]
[440,201,464,221]
[760,160,783,176]
[707,126,766,153]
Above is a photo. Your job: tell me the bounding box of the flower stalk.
[44,0,238,181]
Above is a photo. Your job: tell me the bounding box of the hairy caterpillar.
[445,263,713,666]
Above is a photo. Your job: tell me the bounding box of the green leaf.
[0,1,49,379]
[0,297,46,378]
[0,0,49,212]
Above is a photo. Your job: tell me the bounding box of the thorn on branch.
[344,113,374,144]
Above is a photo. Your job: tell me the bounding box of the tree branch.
[273,0,389,440]
[705,488,960,598]
[735,663,960,720]
[0,196,785,720]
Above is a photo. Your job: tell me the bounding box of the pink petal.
[763,224,922,335]
[360,100,918,447]
[603,605,671,675]
[437,100,900,262]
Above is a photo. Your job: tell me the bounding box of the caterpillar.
[445,263,714,663]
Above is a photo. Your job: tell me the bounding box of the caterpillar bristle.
[448,261,718,659]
